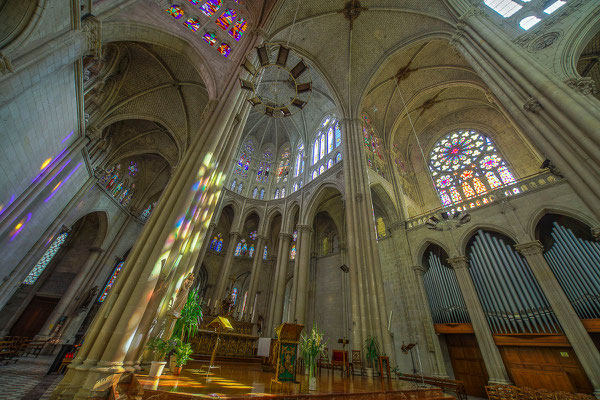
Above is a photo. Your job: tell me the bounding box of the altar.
[190,316,258,358]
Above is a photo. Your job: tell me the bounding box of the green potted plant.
[363,336,381,378]
[146,337,172,377]
[173,341,194,375]
[173,289,204,343]
[299,326,326,391]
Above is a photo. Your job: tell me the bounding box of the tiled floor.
[0,356,62,400]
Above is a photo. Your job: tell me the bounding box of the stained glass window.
[24,231,68,284]
[201,0,223,17]
[319,165,325,174]
[210,233,223,252]
[276,148,291,183]
[362,114,384,160]
[217,43,231,57]
[237,182,243,194]
[263,246,268,260]
[185,18,200,32]
[140,202,155,221]
[234,140,254,177]
[281,188,286,198]
[327,128,334,153]
[241,240,248,256]
[128,161,138,176]
[249,230,257,240]
[429,129,516,207]
[98,261,124,302]
[256,151,273,183]
[229,18,247,41]
[166,5,184,19]
[249,244,255,258]
[335,123,341,148]
[274,189,280,199]
[295,143,304,177]
[232,287,238,304]
[188,0,201,4]
[203,31,217,46]
[319,134,325,160]
[290,245,297,260]
[335,152,342,163]
[312,170,318,180]
[252,187,258,198]
[312,140,319,165]
[327,159,333,169]
[231,180,236,191]
[216,9,236,30]
[259,188,265,200]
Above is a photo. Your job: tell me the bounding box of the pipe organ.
[423,252,470,324]
[468,230,561,334]
[543,222,600,319]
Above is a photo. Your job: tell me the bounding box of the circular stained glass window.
[436,175,454,188]
[480,154,502,170]
[430,130,485,173]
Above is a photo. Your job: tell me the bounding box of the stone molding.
[564,77,598,96]
[229,231,241,239]
[592,228,600,242]
[279,232,293,240]
[412,265,427,276]
[86,126,102,141]
[81,15,102,59]
[0,52,14,75]
[88,247,105,253]
[523,97,542,114]
[447,255,469,269]
[514,240,544,256]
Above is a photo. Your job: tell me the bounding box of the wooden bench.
[396,373,467,400]
[0,340,20,363]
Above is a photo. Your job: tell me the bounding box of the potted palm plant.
[299,326,326,391]
[146,337,172,378]
[173,341,194,375]
[173,289,204,343]
[364,336,381,378]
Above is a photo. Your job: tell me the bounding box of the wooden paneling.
[581,319,600,332]
[499,346,593,395]
[434,323,474,334]
[493,333,570,347]
[445,334,488,398]
[9,296,59,338]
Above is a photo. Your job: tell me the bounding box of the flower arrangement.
[299,326,326,389]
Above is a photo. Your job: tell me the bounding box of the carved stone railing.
[406,172,563,230]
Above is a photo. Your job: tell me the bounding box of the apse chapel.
[0,0,599,398]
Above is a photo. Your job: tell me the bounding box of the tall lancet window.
[311,115,342,180]
[234,139,254,178]
[276,145,291,183]
[429,129,516,207]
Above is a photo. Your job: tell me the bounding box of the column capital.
[412,265,427,276]
[257,234,267,241]
[447,256,469,269]
[297,224,313,233]
[591,227,600,242]
[279,232,293,240]
[88,247,105,254]
[208,222,217,229]
[514,240,544,256]
[229,231,241,239]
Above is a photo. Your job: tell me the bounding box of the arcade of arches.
[0,0,600,399]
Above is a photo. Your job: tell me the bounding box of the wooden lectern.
[270,323,304,391]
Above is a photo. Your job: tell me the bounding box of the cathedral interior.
[0,0,600,399]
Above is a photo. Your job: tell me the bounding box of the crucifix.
[337,0,368,30]
[337,337,350,377]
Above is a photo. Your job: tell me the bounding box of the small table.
[378,356,391,379]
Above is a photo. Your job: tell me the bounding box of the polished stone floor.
[136,362,454,399]
[0,356,61,400]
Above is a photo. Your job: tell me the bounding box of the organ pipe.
[423,253,470,324]
[468,230,561,334]
[543,223,600,319]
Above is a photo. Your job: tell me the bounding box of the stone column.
[267,232,286,334]
[447,256,510,385]
[37,247,105,339]
[515,241,600,395]
[213,231,241,307]
[294,224,312,324]
[193,223,216,277]
[247,235,265,319]
[272,232,292,328]
[412,266,448,378]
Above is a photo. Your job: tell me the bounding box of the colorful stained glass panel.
[200,0,222,17]
[185,18,200,31]
[166,5,184,19]
[229,18,247,41]
[217,43,231,57]
[24,232,68,284]
[203,31,217,46]
[98,261,124,302]
[216,9,236,30]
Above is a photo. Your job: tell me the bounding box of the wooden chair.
[517,386,538,400]
[331,350,349,376]
[485,385,502,400]
[317,347,331,374]
[536,388,557,400]
[350,350,364,376]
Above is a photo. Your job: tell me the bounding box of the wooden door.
[499,346,593,394]
[9,296,59,338]
[445,334,489,397]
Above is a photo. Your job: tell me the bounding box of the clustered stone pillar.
[272,232,292,329]
[412,265,448,378]
[294,224,313,324]
[447,256,511,385]
[37,247,105,339]
[213,231,241,308]
[247,234,265,320]
[515,241,600,396]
